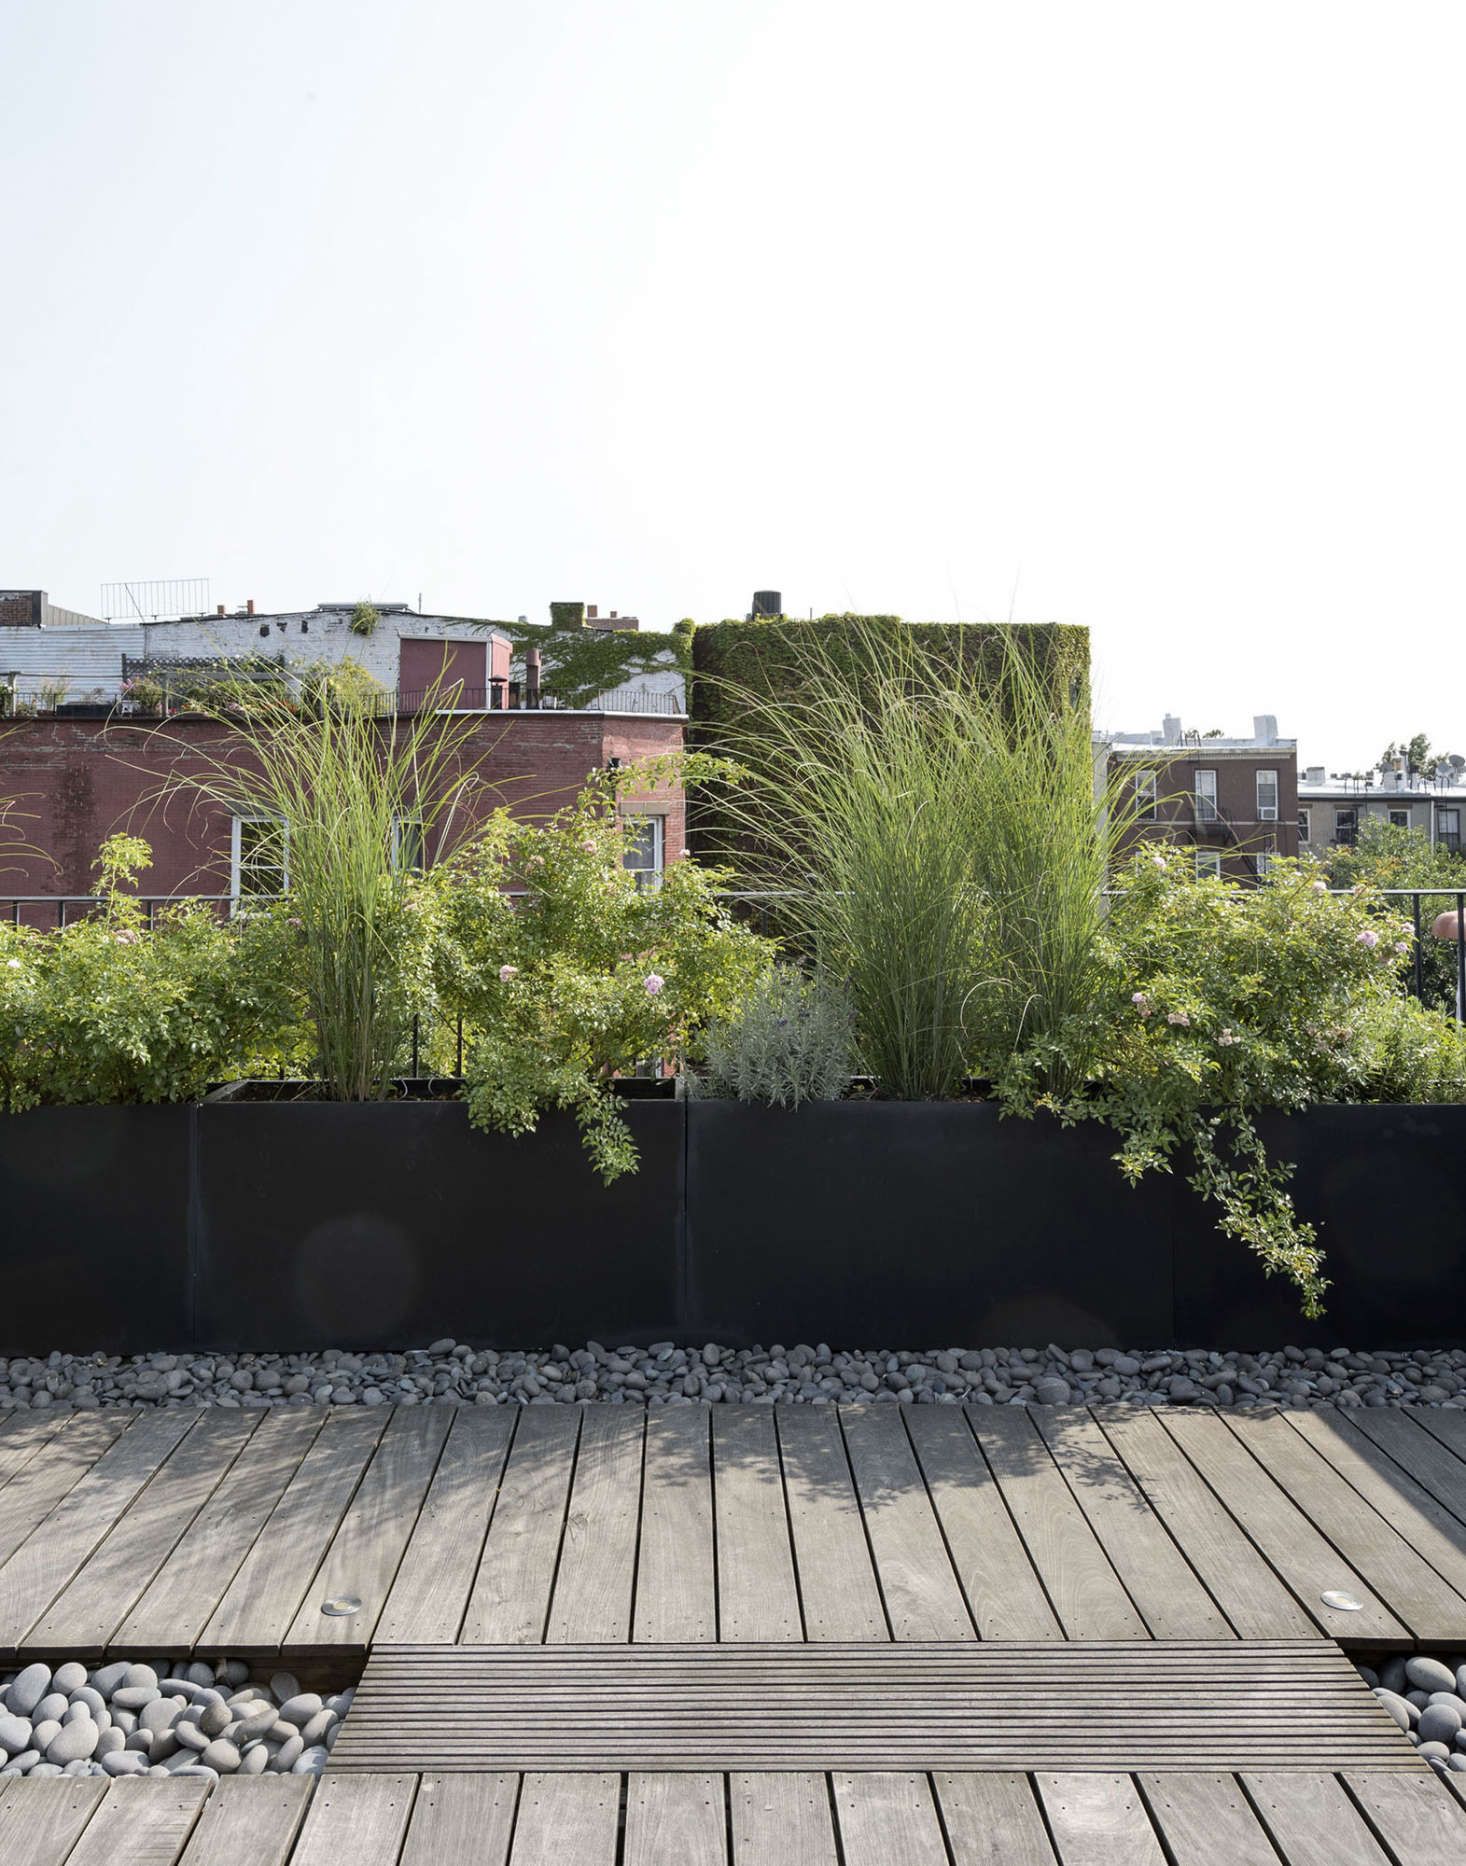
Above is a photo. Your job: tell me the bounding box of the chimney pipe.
[246,599,255,617]
[525,646,542,708]
[217,603,225,617]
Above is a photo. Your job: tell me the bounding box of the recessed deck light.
[321,1595,362,1616]
[1320,1590,1363,1611]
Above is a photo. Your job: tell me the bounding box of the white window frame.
[1194,769,1218,822]
[1297,806,1311,842]
[230,814,288,903]
[622,814,665,890]
[1335,806,1357,843]
[1255,833,1275,878]
[1255,768,1279,821]
[1195,848,1222,879]
[1133,768,1157,820]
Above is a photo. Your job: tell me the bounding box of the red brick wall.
[0,712,685,906]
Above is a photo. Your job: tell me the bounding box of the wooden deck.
[3,1400,1466,1659]
[3,1398,1466,1857]
[2,1768,1465,1866]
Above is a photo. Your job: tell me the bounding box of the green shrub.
[695,964,854,1106]
[1000,853,1466,1315]
[434,760,769,1179]
[0,835,300,1110]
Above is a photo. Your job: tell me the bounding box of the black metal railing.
[6,884,1466,1026]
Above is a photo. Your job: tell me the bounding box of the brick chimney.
[0,591,43,627]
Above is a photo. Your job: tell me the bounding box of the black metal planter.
[0,1097,1463,1354]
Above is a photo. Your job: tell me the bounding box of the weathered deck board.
[1,1769,1464,1864]
[1136,1771,1285,1866]
[118,1408,327,1652]
[832,1771,951,1866]
[729,1772,840,1865]
[1156,1412,1408,1643]
[933,1771,1058,1865]
[841,1406,973,1640]
[332,1640,1413,1772]
[284,1406,454,1652]
[776,1408,888,1641]
[397,1774,517,1866]
[712,1407,800,1641]
[634,1407,716,1643]
[546,1409,644,1644]
[459,1407,580,1645]
[905,1407,1062,1641]
[199,1409,389,1655]
[967,1409,1148,1640]
[176,1776,315,1866]
[1241,1769,1396,1865]
[374,1410,517,1646]
[0,1776,108,1866]
[1028,1408,1233,1640]
[625,1773,726,1866]
[1095,1411,1317,1638]
[28,1408,261,1650]
[1220,1410,1466,1637]
[1037,1772,1170,1864]
[0,1409,198,1649]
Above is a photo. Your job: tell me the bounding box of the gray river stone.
[46,1720,98,1765]
[1406,1656,1457,1694]
[7,1666,52,1718]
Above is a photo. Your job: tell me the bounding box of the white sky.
[3,0,1462,772]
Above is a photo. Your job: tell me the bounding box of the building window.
[1256,769,1279,821]
[1389,809,1409,830]
[231,816,288,900]
[1194,769,1218,822]
[622,815,664,890]
[1297,806,1311,842]
[392,816,426,874]
[1195,849,1222,879]
[1334,807,1358,847]
[1133,768,1156,821]
[1439,807,1461,853]
[1255,834,1275,878]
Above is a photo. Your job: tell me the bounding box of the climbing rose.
[1218,1028,1237,1046]
[1356,929,1379,949]
[1311,880,1329,893]
[1131,992,1152,1018]
[643,972,665,996]
[1394,940,1410,955]
[580,838,597,852]
[498,964,518,981]
[1166,1010,1190,1026]
[112,929,140,944]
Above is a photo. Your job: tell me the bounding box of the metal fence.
[6,885,1466,1024]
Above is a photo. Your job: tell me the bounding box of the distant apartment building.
[1298,763,1466,854]
[0,593,685,912]
[1105,714,1298,883]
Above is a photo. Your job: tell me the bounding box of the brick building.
[1105,714,1299,883]
[0,593,685,914]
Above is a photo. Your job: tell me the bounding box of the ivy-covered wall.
[687,613,1091,868]
[495,614,692,709]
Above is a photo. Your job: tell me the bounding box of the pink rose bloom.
[1356,929,1379,949]
[1218,1028,1237,1046]
[1150,854,1167,869]
[1311,880,1328,893]
[1394,940,1410,955]
[580,838,597,852]
[643,972,665,996]
[112,928,140,945]
[498,964,518,981]
[1166,1010,1190,1026]
[1131,991,1152,1018]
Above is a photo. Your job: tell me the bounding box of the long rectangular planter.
[1,1098,1462,1353]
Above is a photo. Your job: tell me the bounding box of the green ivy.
[493,616,692,709]
[349,602,380,638]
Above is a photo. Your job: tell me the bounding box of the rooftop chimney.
[1253,714,1278,745]
[1304,765,1325,785]
[246,599,255,617]
[587,605,598,620]
[1162,714,1181,746]
[751,590,782,619]
[217,604,226,617]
